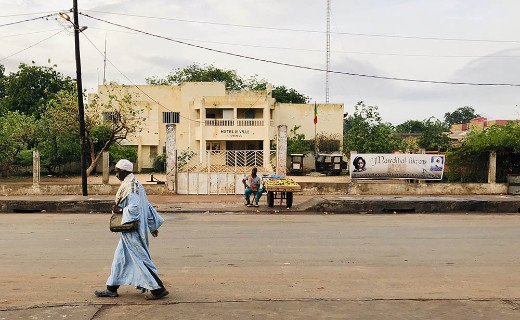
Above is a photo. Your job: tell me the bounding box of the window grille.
[162,112,180,123]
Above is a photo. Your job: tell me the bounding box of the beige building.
[91,82,344,171]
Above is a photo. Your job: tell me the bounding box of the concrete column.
[349,151,357,178]
[166,124,177,192]
[419,149,426,184]
[137,143,143,173]
[102,151,109,185]
[488,150,497,184]
[32,150,40,186]
[276,125,287,176]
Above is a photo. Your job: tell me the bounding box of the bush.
[152,153,166,172]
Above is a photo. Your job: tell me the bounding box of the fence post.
[488,150,497,183]
[419,148,426,184]
[277,125,287,176]
[33,150,40,186]
[166,124,177,192]
[102,151,109,184]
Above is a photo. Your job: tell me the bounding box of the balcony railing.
[205,119,265,126]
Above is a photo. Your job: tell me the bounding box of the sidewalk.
[1,193,519,214]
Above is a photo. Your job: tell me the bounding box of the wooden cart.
[264,183,301,208]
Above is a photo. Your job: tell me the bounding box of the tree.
[417,117,451,151]
[0,62,74,118]
[444,106,481,125]
[343,101,403,153]
[146,63,309,103]
[0,111,35,177]
[85,86,145,175]
[445,122,520,182]
[36,89,81,174]
[395,120,426,133]
[271,85,309,104]
[286,125,310,156]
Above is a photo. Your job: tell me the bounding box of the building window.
[206,142,221,151]
[103,112,120,123]
[162,112,180,124]
[245,109,255,119]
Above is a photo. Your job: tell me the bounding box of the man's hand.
[151,230,159,238]
[111,205,123,213]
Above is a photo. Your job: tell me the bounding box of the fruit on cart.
[264,178,298,186]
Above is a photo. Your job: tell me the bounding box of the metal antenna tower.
[103,34,107,85]
[325,0,331,103]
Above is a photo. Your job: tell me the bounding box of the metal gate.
[176,150,277,195]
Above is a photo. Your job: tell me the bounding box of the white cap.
[115,159,133,172]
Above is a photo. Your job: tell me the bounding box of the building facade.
[90,82,344,171]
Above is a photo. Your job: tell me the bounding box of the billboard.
[350,153,445,180]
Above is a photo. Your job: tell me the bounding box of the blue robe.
[107,182,165,290]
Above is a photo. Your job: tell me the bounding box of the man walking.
[242,167,262,207]
[95,159,169,300]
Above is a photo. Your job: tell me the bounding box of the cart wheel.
[286,192,293,208]
[267,191,274,207]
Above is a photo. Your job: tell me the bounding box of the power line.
[0,28,63,38]
[87,26,520,59]
[79,13,520,87]
[0,11,60,17]
[0,29,65,62]
[0,13,57,28]
[82,9,520,44]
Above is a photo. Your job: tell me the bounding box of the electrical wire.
[0,29,65,62]
[0,28,63,38]
[0,11,60,17]
[79,30,203,124]
[80,12,520,87]
[0,13,57,28]
[82,9,520,44]
[87,26,520,59]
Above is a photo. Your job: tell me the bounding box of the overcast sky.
[2,0,520,124]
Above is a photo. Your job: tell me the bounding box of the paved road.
[1,213,520,319]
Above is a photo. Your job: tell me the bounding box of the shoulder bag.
[110,211,139,232]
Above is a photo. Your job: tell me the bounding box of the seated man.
[242,167,262,207]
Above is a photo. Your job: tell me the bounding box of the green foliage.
[146,63,246,90]
[287,125,311,156]
[178,150,196,169]
[0,62,74,118]
[445,122,520,182]
[309,133,342,153]
[444,106,481,125]
[271,85,309,104]
[462,122,520,153]
[152,153,166,172]
[417,117,451,151]
[36,89,81,174]
[0,111,36,176]
[395,120,426,133]
[146,63,309,103]
[108,144,138,163]
[343,101,403,153]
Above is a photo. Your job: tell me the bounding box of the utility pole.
[73,0,88,196]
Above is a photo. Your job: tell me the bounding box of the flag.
[313,102,318,124]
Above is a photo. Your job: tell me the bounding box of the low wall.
[0,182,509,196]
[0,184,170,196]
[348,182,508,195]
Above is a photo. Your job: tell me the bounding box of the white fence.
[176,150,277,194]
